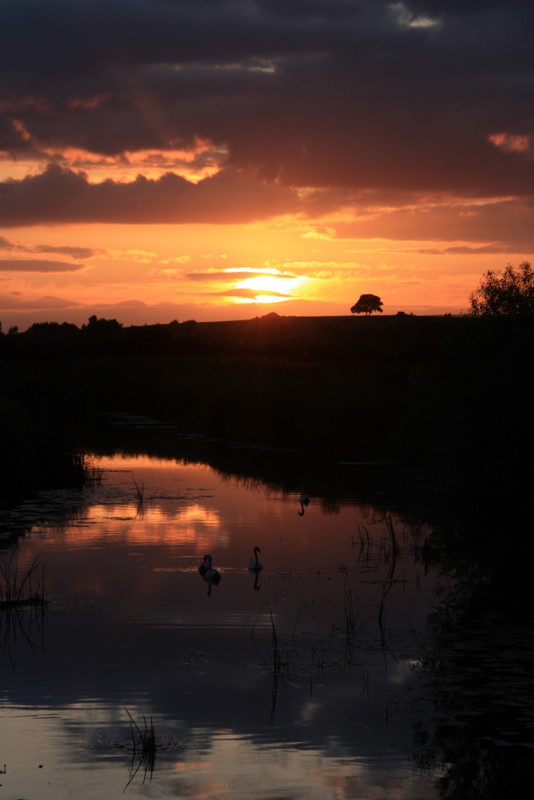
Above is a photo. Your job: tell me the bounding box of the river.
[1,431,532,799]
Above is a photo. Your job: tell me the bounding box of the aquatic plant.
[384,514,399,557]
[342,589,358,666]
[130,475,145,516]
[0,554,46,610]
[123,707,156,789]
[270,612,283,676]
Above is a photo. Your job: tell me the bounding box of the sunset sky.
[1,0,533,329]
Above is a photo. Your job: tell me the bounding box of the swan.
[198,554,211,577]
[206,567,221,585]
[199,554,221,582]
[199,554,221,595]
[298,491,310,516]
[248,546,263,572]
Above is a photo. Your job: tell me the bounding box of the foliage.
[468,261,534,316]
[84,314,123,331]
[350,294,383,315]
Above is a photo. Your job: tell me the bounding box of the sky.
[1,0,533,329]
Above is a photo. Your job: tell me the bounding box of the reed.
[270,612,283,676]
[384,514,399,556]
[123,707,156,788]
[131,476,145,515]
[0,597,46,666]
[0,554,46,610]
[342,589,359,666]
[353,523,371,560]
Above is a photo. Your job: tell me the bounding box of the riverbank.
[1,314,531,520]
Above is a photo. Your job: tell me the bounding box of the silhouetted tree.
[350,294,383,315]
[468,261,534,316]
[83,314,123,332]
[27,321,79,339]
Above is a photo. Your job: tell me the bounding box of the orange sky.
[1,1,533,329]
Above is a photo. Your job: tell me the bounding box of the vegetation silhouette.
[350,294,383,315]
[1,284,532,532]
[469,261,534,316]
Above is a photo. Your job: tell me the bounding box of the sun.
[234,269,308,303]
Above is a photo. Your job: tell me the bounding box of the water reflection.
[1,447,532,798]
[297,489,310,516]
[0,603,46,666]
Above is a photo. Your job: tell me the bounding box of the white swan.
[248,546,263,572]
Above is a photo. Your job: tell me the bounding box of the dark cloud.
[0,259,86,272]
[0,163,298,226]
[1,0,534,222]
[0,236,98,258]
[33,245,97,259]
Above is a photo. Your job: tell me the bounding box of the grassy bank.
[1,314,531,510]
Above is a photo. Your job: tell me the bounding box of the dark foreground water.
[1,441,533,799]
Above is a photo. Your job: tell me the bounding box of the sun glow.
[232,269,308,302]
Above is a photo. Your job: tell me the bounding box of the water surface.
[0,449,495,798]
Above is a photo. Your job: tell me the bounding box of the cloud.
[113,299,149,308]
[185,269,298,282]
[331,196,534,251]
[186,270,263,282]
[2,0,534,206]
[416,245,519,255]
[0,258,86,272]
[216,288,290,299]
[33,245,97,259]
[0,235,99,259]
[0,163,298,226]
[0,293,81,310]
